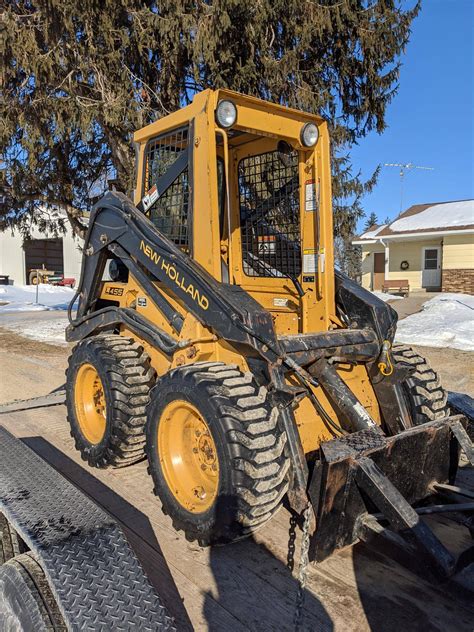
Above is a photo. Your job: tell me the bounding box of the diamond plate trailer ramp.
[0,388,66,414]
[0,426,176,631]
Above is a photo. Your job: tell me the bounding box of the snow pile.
[0,284,76,313]
[389,200,473,232]
[371,290,403,302]
[395,293,474,351]
[5,317,69,345]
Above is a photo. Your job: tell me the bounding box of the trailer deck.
[0,335,473,631]
[0,425,174,631]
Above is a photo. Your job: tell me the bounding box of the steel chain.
[287,512,298,572]
[293,502,313,631]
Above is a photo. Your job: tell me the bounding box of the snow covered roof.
[353,200,473,244]
[378,200,474,237]
[353,223,387,241]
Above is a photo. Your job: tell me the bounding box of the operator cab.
[134,89,334,334]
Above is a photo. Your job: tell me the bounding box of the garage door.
[24,238,64,284]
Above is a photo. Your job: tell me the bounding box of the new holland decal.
[139,240,209,310]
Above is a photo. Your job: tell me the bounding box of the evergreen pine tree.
[364,212,379,231]
[2,1,420,242]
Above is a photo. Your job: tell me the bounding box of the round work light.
[300,122,319,147]
[216,100,237,128]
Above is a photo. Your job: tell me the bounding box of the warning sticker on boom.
[305,180,318,211]
[303,248,318,273]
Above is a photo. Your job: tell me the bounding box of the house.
[0,209,85,285]
[352,199,474,294]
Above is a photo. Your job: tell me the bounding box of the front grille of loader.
[238,150,301,278]
[145,127,190,248]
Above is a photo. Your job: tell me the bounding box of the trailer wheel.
[0,513,27,564]
[66,334,156,468]
[0,552,66,631]
[146,362,290,545]
[392,345,450,425]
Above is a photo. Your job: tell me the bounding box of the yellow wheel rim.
[74,363,107,444]
[157,400,219,513]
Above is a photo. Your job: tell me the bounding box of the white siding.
[62,231,84,280]
[0,230,26,284]
[0,226,83,285]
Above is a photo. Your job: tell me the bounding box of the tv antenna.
[384,162,434,213]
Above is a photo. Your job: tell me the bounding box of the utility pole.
[384,162,434,213]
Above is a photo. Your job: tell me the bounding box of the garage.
[24,238,64,284]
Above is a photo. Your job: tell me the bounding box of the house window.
[424,248,438,270]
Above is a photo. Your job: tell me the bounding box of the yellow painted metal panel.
[133,90,212,143]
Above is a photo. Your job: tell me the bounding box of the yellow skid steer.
[61,89,473,578]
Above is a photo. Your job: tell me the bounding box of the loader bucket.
[308,415,474,579]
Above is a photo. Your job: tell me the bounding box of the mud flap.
[308,415,474,579]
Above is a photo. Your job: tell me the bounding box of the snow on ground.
[0,284,76,313]
[371,290,403,302]
[4,317,69,345]
[0,284,472,352]
[395,293,474,351]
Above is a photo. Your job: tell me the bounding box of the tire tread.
[392,345,450,424]
[66,335,156,468]
[147,362,290,544]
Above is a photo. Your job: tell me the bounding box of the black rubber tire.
[0,552,66,631]
[66,334,156,468]
[0,513,28,564]
[146,362,290,545]
[392,345,450,425]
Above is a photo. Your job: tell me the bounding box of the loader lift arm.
[68,190,284,364]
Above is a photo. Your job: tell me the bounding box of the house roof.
[354,199,474,243]
[358,223,387,240]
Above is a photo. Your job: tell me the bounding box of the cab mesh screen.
[238,150,301,277]
[145,127,189,247]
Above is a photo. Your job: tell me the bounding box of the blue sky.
[351,0,474,231]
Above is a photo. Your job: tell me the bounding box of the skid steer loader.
[65,89,473,578]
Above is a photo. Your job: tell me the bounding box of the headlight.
[300,122,319,147]
[216,100,237,128]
